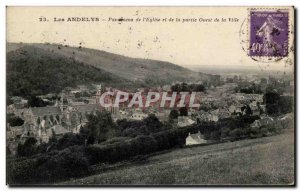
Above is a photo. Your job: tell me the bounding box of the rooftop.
[31,106,62,117]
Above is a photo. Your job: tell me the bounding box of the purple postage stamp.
[249,11,289,57]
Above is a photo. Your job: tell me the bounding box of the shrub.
[8,145,89,184]
[7,158,39,184]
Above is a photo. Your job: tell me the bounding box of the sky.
[6,6,294,72]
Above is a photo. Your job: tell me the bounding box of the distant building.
[186,131,207,145]
[229,103,244,114]
[7,124,24,140]
[251,116,274,128]
[178,116,196,127]
[130,112,148,120]
[197,112,218,122]
[155,109,170,122]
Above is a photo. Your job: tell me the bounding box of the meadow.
[61,128,294,185]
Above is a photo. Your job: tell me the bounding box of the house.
[162,85,171,91]
[85,98,97,104]
[210,109,220,121]
[251,116,274,128]
[178,116,196,127]
[119,110,128,115]
[7,125,24,140]
[260,105,266,113]
[197,111,209,122]
[115,109,130,120]
[278,113,294,129]
[13,108,31,119]
[219,108,231,119]
[197,111,219,122]
[249,101,258,108]
[279,113,293,122]
[188,108,197,116]
[155,109,171,122]
[7,141,18,155]
[211,114,219,122]
[201,95,216,102]
[233,93,246,102]
[186,131,207,145]
[229,103,244,114]
[78,85,89,92]
[130,112,148,121]
[229,105,237,113]
[14,102,27,109]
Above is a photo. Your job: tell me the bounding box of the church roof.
[189,132,201,141]
[186,131,207,145]
[31,106,62,117]
[73,104,102,113]
[47,125,70,135]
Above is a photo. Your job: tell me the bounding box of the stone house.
[186,131,207,145]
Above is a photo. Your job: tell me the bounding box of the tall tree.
[85,111,117,143]
[179,107,188,116]
[169,109,179,122]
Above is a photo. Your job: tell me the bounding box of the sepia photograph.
[5,6,295,186]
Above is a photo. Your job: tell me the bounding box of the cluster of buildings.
[194,84,265,123]
[6,80,272,154]
[7,85,176,152]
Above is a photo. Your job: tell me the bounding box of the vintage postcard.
[6,6,295,186]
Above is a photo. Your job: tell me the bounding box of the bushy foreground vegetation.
[7,110,293,185]
[64,129,295,185]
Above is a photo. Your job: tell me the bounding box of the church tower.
[96,86,102,104]
[60,92,67,111]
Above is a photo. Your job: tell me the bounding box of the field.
[61,128,294,185]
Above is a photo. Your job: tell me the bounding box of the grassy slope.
[61,129,294,185]
[7,43,210,82]
[7,45,133,97]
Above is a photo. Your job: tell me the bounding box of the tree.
[181,83,189,92]
[229,128,244,140]
[48,128,57,144]
[85,111,117,143]
[7,96,13,106]
[122,128,139,138]
[17,137,37,157]
[143,114,163,134]
[179,107,188,116]
[278,96,293,114]
[171,84,180,92]
[7,113,24,126]
[264,91,280,115]
[195,84,206,92]
[169,109,179,122]
[28,96,48,107]
[220,127,230,140]
[245,105,253,116]
[74,92,81,98]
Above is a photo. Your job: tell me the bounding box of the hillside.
[61,129,294,185]
[6,45,133,98]
[7,43,211,84]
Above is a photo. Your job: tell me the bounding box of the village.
[7,72,293,155]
